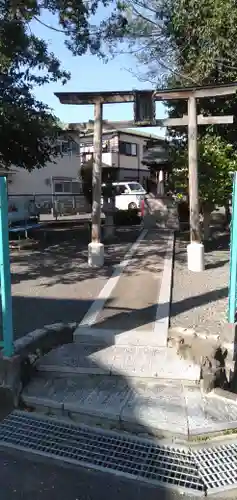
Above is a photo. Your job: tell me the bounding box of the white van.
[102,181,146,211]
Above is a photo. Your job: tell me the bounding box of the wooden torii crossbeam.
[55,83,237,270]
[66,114,233,132]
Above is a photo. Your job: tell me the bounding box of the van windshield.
[127,183,145,192]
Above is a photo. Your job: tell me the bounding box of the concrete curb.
[212,387,237,404]
[14,322,77,357]
[21,390,237,442]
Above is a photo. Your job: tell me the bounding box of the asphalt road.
[0,450,202,500]
[8,227,140,339]
[1,449,236,500]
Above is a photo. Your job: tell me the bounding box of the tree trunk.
[224,202,231,228]
[202,206,212,241]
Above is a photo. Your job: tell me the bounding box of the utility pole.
[88,101,104,267]
[187,96,204,272]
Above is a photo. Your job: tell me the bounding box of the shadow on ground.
[10,229,168,287]
[0,293,194,500]
[5,227,230,339]
[0,282,229,341]
[175,230,230,269]
[0,448,182,500]
[0,226,229,497]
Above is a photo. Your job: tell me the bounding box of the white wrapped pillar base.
[88,242,104,268]
[187,242,205,272]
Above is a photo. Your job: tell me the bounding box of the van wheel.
[128,202,137,210]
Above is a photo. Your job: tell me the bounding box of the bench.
[9,222,45,248]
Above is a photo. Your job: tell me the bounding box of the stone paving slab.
[22,377,64,410]
[37,344,111,375]
[64,377,130,422]
[37,343,200,381]
[120,380,188,436]
[23,375,97,410]
[22,374,237,438]
[74,326,169,346]
[109,346,200,380]
[94,232,167,332]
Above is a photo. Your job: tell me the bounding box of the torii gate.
[55,83,237,271]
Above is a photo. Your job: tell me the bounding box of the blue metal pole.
[0,176,14,356]
[228,172,237,323]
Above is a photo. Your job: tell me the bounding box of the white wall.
[80,142,118,170]
[8,154,81,196]
[118,132,149,181]
[101,152,119,168]
[9,131,166,195]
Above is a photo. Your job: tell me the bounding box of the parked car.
[101,181,146,211]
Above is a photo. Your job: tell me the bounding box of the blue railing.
[228,172,237,323]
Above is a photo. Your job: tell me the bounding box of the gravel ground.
[6,228,141,340]
[170,232,232,343]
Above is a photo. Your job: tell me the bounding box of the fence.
[8,191,145,223]
[8,193,90,222]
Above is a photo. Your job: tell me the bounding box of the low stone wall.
[143,195,179,231]
[168,326,233,393]
[0,322,78,408]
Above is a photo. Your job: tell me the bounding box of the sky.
[30,11,167,138]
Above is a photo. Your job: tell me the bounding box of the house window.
[115,184,127,195]
[63,182,71,193]
[54,182,63,193]
[53,179,82,194]
[119,141,137,157]
[55,139,80,156]
[102,141,109,152]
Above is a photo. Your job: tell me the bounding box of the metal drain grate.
[3,413,237,496]
[0,411,204,495]
[193,445,237,494]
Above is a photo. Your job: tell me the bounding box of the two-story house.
[80,128,167,184]
[7,127,168,218]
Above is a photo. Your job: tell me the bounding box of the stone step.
[73,327,169,347]
[36,342,200,382]
[21,374,237,439]
[21,375,188,438]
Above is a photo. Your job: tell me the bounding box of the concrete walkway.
[20,229,215,440]
[75,229,173,347]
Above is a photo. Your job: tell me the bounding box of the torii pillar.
[154,84,237,272]
[55,83,237,271]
